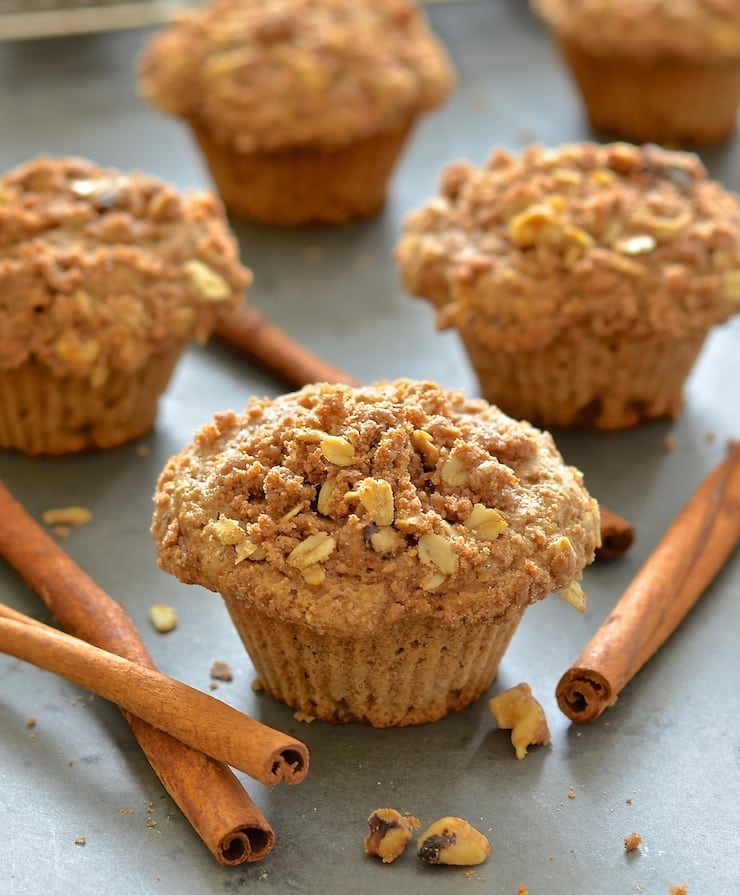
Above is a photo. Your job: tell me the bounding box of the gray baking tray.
[1,3,739,893]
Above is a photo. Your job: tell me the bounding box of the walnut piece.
[624,832,642,852]
[148,603,178,633]
[417,816,491,866]
[488,682,551,760]
[364,808,420,864]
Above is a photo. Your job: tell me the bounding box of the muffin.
[0,155,251,455]
[396,142,740,430]
[137,0,455,226]
[151,379,600,727]
[532,0,740,147]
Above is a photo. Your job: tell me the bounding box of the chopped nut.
[464,504,507,540]
[301,564,326,586]
[235,538,266,563]
[74,836,87,847]
[418,532,458,575]
[184,259,231,301]
[209,514,246,545]
[488,682,551,759]
[287,531,337,569]
[364,808,421,864]
[722,270,740,301]
[411,429,439,466]
[41,506,92,528]
[417,817,491,866]
[614,234,656,255]
[369,526,403,554]
[148,604,178,634]
[357,478,394,527]
[623,832,642,852]
[441,455,469,486]
[320,434,355,466]
[557,579,587,613]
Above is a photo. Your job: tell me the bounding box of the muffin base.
[558,39,740,146]
[0,346,185,455]
[190,121,414,226]
[222,596,525,727]
[459,329,709,430]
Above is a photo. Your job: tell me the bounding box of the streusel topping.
[152,380,599,634]
[0,156,250,378]
[397,142,740,351]
[138,0,455,152]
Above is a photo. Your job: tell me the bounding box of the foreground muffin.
[532,0,740,146]
[0,156,250,455]
[397,142,740,430]
[152,379,600,727]
[137,0,455,225]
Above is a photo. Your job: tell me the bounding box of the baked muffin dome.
[152,380,599,726]
[0,155,250,454]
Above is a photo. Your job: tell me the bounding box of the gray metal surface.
[1,3,739,893]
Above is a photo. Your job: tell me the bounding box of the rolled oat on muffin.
[396,142,740,430]
[151,379,600,727]
[0,155,251,455]
[137,0,455,226]
[532,0,740,147]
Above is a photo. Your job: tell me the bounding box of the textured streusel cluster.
[532,0,740,60]
[0,156,250,380]
[396,142,740,352]
[152,380,600,635]
[138,0,455,152]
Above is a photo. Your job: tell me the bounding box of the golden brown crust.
[151,380,599,635]
[533,0,740,61]
[0,156,250,379]
[396,142,740,352]
[138,0,455,152]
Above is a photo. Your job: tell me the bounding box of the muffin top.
[532,0,740,60]
[152,380,600,635]
[396,142,740,351]
[138,0,455,152]
[0,156,250,379]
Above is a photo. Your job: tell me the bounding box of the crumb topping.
[0,156,250,377]
[151,380,599,634]
[138,0,455,152]
[533,0,740,60]
[396,142,740,351]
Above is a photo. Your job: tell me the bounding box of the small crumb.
[148,603,178,633]
[668,886,688,895]
[146,819,158,829]
[663,432,677,451]
[146,802,155,814]
[67,759,75,767]
[624,832,642,852]
[251,677,263,692]
[209,660,233,682]
[293,709,316,723]
[119,807,134,815]
[42,506,92,527]
[626,797,633,805]
[301,244,323,264]
[489,683,551,759]
[517,886,529,895]
[26,717,36,729]
[74,836,86,846]
[136,443,151,457]
[567,787,576,800]
[209,682,218,691]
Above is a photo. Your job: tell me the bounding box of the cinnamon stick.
[216,305,633,558]
[0,481,307,864]
[595,506,635,560]
[215,304,362,388]
[0,603,307,784]
[557,441,740,724]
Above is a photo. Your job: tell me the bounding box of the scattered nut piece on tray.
[488,683,551,759]
[417,816,491,867]
[209,660,233,682]
[41,506,92,527]
[148,603,178,633]
[364,808,421,864]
